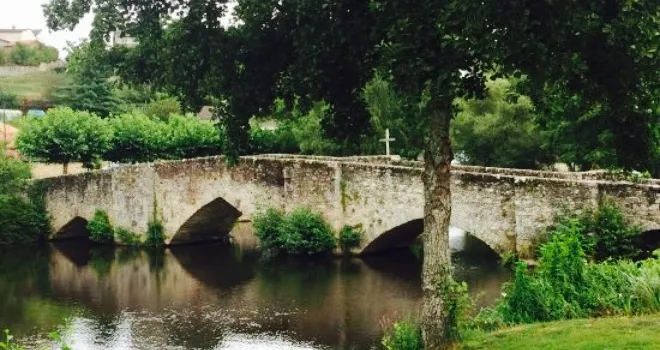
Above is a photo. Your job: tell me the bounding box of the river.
[0,227,510,349]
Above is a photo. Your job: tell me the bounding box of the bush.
[381,320,423,350]
[551,202,643,261]
[290,101,340,155]
[105,112,166,163]
[492,233,660,326]
[249,122,299,154]
[144,219,165,247]
[0,152,30,194]
[253,208,286,253]
[105,113,221,163]
[16,107,112,173]
[87,210,114,244]
[0,154,48,245]
[253,207,336,256]
[8,43,59,66]
[115,227,141,246]
[0,91,19,109]
[0,195,46,245]
[339,225,362,251]
[163,115,221,159]
[143,97,181,121]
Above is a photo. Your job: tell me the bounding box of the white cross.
[379,128,396,156]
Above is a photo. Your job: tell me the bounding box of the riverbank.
[462,313,660,349]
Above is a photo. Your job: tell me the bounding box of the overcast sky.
[0,0,92,57]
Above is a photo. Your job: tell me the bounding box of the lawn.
[0,71,66,101]
[462,314,660,349]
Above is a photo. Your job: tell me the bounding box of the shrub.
[253,208,286,253]
[115,227,141,246]
[105,112,166,163]
[551,202,642,261]
[144,219,165,247]
[253,207,336,256]
[290,101,340,155]
[0,195,45,245]
[7,43,59,66]
[277,208,336,255]
[0,91,19,109]
[0,154,48,245]
[0,152,30,194]
[0,329,23,350]
[338,225,362,251]
[163,115,221,159]
[249,123,299,154]
[87,210,114,244]
[492,231,660,326]
[381,320,423,350]
[143,97,181,121]
[16,107,112,173]
[589,202,642,261]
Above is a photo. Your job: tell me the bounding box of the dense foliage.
[253,208,336,256]
[551,202,644,262]
[0,154,49,245]
[104,112,166,163]
[144,219,165,247]
[142,97,181,121]
[468,203,657,330]
[381,320,423,350]
[16,107,111,173]
[52,42,119,117]
[17,108,221,168]
[5,43,59,66]
[87,209,114,244]
[452,78,552,169]
[0,91,20,109]
[338,225,362,251]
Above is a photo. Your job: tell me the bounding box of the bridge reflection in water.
[3,225,510,350]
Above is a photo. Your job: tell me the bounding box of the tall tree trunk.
[420,103,454,348]
[63,162,69,175]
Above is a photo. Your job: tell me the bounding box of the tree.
[452,78,552,169]
[53,42,119,117]
[16,107,111,173]
[362,74,425,158]
[487,0,660,175]
[371,0,496,345]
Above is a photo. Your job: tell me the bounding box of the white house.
[0,28,41,48]
[107,31,138,48]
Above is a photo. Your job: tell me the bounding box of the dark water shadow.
[169,242,259,288]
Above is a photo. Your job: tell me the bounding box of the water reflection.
[1,226,510,349]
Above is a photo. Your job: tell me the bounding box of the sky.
[0,0,92,57]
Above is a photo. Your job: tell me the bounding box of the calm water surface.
[0,227,510,349]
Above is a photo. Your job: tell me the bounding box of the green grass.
[0,71,66,101]
[462,314,660,349]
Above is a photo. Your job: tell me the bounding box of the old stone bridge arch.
[41,155,660,258]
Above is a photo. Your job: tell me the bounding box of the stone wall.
[40,155,660,258]
[0,61,63,76]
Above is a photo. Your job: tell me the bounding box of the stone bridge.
[40,155,660,258]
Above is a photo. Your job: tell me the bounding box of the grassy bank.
[0,71,65,101]
[462,314,660,349]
